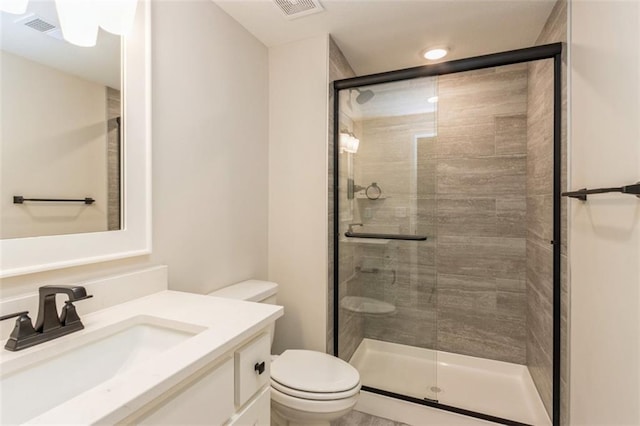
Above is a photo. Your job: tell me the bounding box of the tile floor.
[332,410,410,426]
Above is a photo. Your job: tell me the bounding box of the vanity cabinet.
[133,332,271,425]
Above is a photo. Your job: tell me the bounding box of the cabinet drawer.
[228,387,270,426]
[235,333,270,407]
[138,357,235,425]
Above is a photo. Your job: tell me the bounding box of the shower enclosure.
[333,44,563,425]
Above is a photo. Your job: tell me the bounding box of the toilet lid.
[271,350,360,393]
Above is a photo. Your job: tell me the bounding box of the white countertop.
[0,290,283,425]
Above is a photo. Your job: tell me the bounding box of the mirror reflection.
[1,0,122,239]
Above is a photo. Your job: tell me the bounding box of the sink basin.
[0,316,202,425]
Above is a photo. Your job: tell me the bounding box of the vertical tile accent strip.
[525,0,568,421]
[328,37,358,356]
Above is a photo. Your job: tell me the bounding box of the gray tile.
[437,309,526,364]
[495,114,527,155]
[435,121,496,158]
[496,197,527,237]
[437,156,526,196]
[527,194,553,244]
[436,197,497,237]
[436,236,526,280]
[436,273,497,311]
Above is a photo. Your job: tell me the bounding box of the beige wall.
[150,0,269,294]
[269,35,329,354]
[1,1,269,301]
[1,51,108,239]
[570,1,640,423]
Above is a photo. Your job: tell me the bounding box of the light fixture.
[427,96,439,104]
[340,131,360,154]
[1,0,29,14]
[55,0,99,47]
[423,48,448,60]
[54,0,139,47]
[97,0,138,35]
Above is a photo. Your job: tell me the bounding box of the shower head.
[354,88,375,104]
[348,88,375,106]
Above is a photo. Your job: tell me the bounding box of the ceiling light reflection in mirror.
[2,0,138,47]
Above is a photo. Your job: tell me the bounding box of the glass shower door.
[336,76,439,402]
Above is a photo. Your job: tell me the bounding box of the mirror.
[0,0,151,277]
[1,0,122,239]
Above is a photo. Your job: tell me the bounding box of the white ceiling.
[1,1,120,89]
[213,0,556,76]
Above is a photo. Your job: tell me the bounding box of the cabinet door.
[235,333,270,407]
[229,387,270,426]
[138,358,235,425]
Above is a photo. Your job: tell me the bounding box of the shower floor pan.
[349,339,550,425]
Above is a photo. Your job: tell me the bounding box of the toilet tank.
[209,280,278,304]
[209,280,279,346]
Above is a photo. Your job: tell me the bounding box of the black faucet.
[0,285,93,351]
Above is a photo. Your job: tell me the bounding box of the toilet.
[209,280,360,425]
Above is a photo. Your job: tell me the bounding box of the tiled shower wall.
[431,64,529,363]
[526,0,568,421]
[356,113,437,350]
[352,65,530,364]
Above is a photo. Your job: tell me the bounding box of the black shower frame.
[332,42,563,426]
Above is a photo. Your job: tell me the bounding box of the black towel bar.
[13,196,95,205]
[561,182,640,201]
[345,231,427,241]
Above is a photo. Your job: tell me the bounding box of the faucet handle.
[59,298,91,327]
[1,311,37,350]
[0,311,29,322]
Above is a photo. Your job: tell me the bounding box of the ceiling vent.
[14,14,64,41]
[272,0,323,20]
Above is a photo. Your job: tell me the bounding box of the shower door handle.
[345,231,427,241]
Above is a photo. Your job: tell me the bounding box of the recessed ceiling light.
[423,48,448,60]
[427,96,439,103]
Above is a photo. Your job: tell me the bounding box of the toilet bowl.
[209,280,360,425]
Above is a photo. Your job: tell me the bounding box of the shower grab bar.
[561,182,640,201]
[13,196,95,205]
[345,231,427,241]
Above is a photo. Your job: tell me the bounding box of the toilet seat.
[271,378,360,401]
[271,350,360,395]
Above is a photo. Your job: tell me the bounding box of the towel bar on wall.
[561,182,640,201]
[13,196,95,205]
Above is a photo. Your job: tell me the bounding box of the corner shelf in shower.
[340,296,396,315]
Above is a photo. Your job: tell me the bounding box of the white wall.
[569,1,640,423]
[1,51,108,239]
[269,35,329,354]
[151,0,269,294]
[1,1,269,300]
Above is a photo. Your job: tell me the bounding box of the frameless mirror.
[1,0,122,239]
[0,0,151,277]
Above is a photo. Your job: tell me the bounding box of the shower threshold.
[349,339,550,425]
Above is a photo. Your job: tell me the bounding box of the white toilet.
[209,280,361,426]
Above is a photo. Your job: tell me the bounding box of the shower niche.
[333,44,563,425]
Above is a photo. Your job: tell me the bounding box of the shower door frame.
[332,42,563,426]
